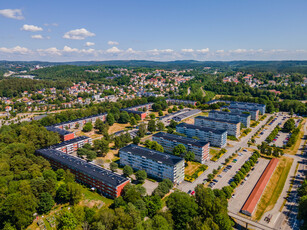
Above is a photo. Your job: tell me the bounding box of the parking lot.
[256,114,286,145]
[213,150,253,189]
[228,158,270,214]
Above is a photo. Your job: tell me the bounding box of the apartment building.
[229,101,266,115]
[166,99,197,106]
[194,116,241,138]
[121,103,154,120]
[45,126,75,141]
[152,132,209,164]
[49,136,92,154]
[119,144,185,184]
[223,107,259,121]
[209,110,251,128]
[54,113,107,130]
[36,149,130,198]
[176,123,227,147]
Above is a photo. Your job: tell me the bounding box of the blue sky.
[1,0,307,61]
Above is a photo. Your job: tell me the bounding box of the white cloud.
[21,24,43,32]
[0,9,24,20]
[216,50,224,53]
[230,49,247,54]
[63,46,79,53]
[181,48,194,53]
[108,41,119,45]
[85,42,95,47]
[196,48,210,53]
[0,46,30,54]
[106,46,121,53]
[31,35,43,39]
[37,47,62,56]
[63,28,95,40]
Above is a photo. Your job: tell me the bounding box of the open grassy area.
[108,122,131,134]
[185,161,202,176]
[182,111,208,124]
[285,119,306,155]
[209,148,219,157]
[253,156,293,220]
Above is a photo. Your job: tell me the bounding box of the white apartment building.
[176,123,227,148]
[194,116,241,138]
[209,110,251,128]
[152,132,209,164]
[119,144,185,184]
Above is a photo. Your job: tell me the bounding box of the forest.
[0,78,72,98]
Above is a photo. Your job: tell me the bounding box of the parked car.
[191,191,195,195]
[213,179,218,183]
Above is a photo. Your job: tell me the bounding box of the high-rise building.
[209,110,251,128]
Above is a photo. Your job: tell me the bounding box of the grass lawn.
[209,148,219,157]
[285,119,306,155]
[185,161,202,176]
[108,123,131,135]
[253,156,293,220]
[81,186,113,207]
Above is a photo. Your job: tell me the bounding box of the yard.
[253,156,293,220]
[185,161,202,176]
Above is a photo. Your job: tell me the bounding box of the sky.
[1,0,307,62]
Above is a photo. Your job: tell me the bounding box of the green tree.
[110,162,118,172]
[283,118,295,132]
[168,108,172,113]
[137,123,147,137]
[130,117,137,127]
[82,122,93,132]
[93,139,109,156]
[166,191,198,229]
[133,136,140,145]
[185,151,195,162]
[119,111,130,123]
[123,165,133,177]
[135,170,147,184]
[158,110,163,116]
[57,211,77,230]
[157,121,165,131]
[38,192,55,214]
[106,113,115,126]
[148,120,156,132]
[173,144,186,157]
[150,113,156,120]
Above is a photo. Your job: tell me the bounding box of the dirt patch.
[108,123,130,134]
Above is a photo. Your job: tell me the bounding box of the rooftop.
[195,116,240,125]
[36,148,129,187]
[209,110,251,118]
[46,126,72,136]
[48,136,91,149]
[176,123,227,135]
[119,144,184,166]
[153,132,209,147]
[54,113,107,126]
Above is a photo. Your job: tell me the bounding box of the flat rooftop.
[48,136,91,149]
[119,144,184,166]
[210,110,251,118]
[195,116,240,125]
[223,106,260,112]
[37,148,129,187]
[176,123,227,135]
[54,113,107,126]
[46,126,72,136]
[153,132,209,147]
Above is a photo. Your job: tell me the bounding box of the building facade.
[223,107,259,121]
[37,149,130,198]
[194,116,241,138]
[176,123,227,148]
[166,99,197,106]
[45,126,75,141]
[152,132,209,164]
[119,144,185,184]
[209,110,251,128]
